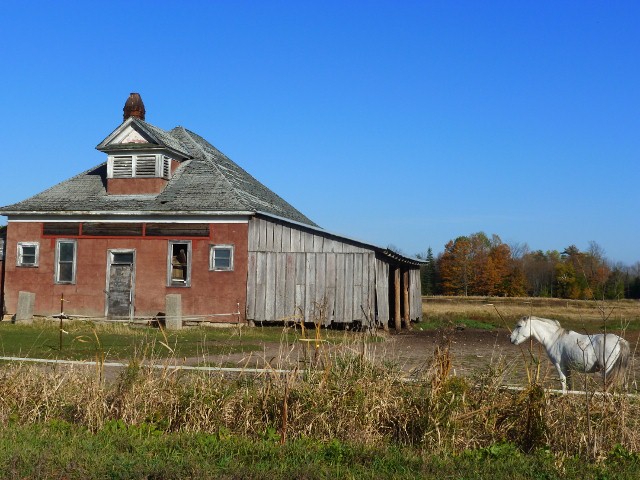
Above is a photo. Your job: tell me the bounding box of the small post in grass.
[59,293,64,351]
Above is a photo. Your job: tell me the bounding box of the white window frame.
[167,240,192,287]
[17,242,39,267]
[209,244,234,271]
[55,239,77,284]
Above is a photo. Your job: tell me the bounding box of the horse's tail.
[605,338,630,389]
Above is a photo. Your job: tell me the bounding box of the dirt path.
[223,327,519,376]
[185,326,640,391]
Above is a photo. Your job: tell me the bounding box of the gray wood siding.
[246,217,419,326]
[247,249,377,324]
[375,259,390,328]
[410,268,422,320]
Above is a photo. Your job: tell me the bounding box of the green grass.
[0,321,259,360]
[0,421,637,479]
[0,320,368,361]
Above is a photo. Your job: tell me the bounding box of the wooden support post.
[403,269,411,330]
[394,267,401,332]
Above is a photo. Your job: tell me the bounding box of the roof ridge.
[128,118,191,157]
[172,127,252,211]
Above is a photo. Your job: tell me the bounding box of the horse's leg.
[554,363,568,393]
[602,355,618,392]
[564,369,573,392]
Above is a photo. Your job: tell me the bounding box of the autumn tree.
[439,236,472,295]
[468,233,492,295]
[584,241,612,299]
[435,234,636,299]
[505,242,528,296]
[505,260,527,296]
[490,243,519,295]
[554,259,579,299]
[439,232,519,296]
[554,244,612,300]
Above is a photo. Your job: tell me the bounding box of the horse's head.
[510,316,531,345]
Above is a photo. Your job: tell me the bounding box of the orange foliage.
[438,232,519,296]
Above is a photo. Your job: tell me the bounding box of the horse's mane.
[525,315,562,328]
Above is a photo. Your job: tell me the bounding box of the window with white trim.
[210,245,234,271]
[55,239,77,284]
[17,242,39,267]
[109,154,171,179]
[168,240,191,286]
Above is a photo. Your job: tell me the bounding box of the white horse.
[510,315,630,393]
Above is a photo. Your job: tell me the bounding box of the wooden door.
[107,252,134,318]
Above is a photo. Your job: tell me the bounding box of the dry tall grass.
[1,332,639,460]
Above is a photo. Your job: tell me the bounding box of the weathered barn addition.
[0,94,422,329]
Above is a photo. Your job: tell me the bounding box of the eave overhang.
[1,211,254,223]
[255,211,426,267]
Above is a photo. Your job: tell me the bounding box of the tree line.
[417,232,640,299]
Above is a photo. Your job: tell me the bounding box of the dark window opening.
[169,241,191,286]
[44,223,80,236]
[82,223,143,236]
[147,223,209,237]
[112,252,134,264]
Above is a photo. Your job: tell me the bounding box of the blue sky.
[1,1,638,264]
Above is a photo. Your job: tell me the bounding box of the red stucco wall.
[0,257,4,315]
[3,221,248,321]
[107,178,168,195]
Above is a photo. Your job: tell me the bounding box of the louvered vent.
[162,156,171,179]
[136,155,157,177]
[109,153,174,179]
[112,156,133,177]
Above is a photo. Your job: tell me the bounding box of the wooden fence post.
[403,269,411,329]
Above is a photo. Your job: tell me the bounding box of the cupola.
[95,94,191,195]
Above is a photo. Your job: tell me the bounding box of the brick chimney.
[123,93,146,121]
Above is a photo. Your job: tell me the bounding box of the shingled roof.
[0,119,317,227]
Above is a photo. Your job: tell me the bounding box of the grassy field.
[0,319,353,361]
[0,297,639,478]
[2,296,637,361]
[422,295,640,333]
[2,422,638,479]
